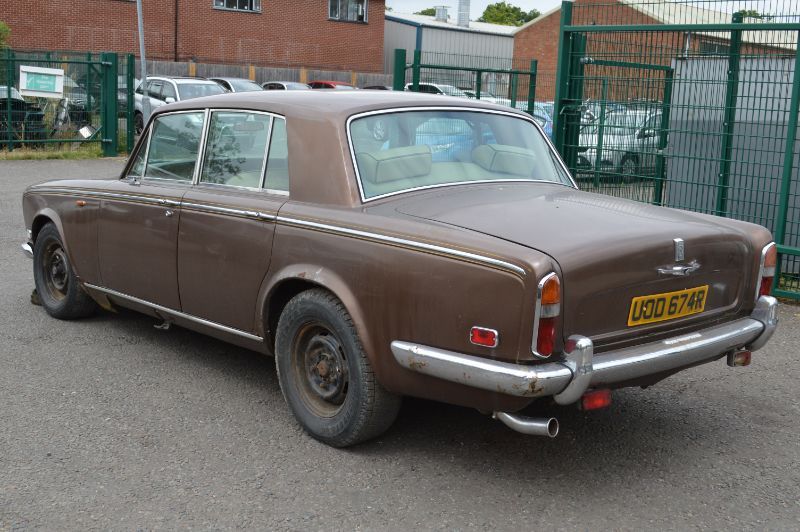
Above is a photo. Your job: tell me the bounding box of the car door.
[177,111,289,333]
[97,109,206,310]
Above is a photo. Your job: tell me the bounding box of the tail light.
[756,242,777,300]
[533,273,560,358]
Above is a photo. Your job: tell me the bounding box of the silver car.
[134,77,225,134]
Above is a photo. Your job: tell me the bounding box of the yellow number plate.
[628,285,709,327]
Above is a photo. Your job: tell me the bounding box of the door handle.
[165,210,174,218]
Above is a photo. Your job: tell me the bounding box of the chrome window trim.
[258,115,275,189]
[531,272,559,359]
[276,215,526,277]
[143,109,208,184]
[263,116,289,194]
[122,128,150,181]
[345,106,578,204]
[192,108,212,184]
[85,283,263,342]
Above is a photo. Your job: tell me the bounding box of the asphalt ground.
[1,159,799,530]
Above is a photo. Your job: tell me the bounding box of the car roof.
[310,80,352,85]
[211,77,256,82]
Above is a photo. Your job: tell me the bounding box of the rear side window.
[264,118,289,193]
[200,111,272,188]
[144,112,205,181]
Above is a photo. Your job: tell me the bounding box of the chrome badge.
[673,238,685,262]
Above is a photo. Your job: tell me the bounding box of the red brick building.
[4,0,385,72]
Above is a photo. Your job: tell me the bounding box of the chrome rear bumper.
[391,296,778,405]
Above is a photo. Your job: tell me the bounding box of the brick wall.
[5,0,385,73]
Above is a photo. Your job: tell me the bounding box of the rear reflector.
[536,317,556,357]
[581,389,612,411]
[727,350,752,367]
[470,327,499,348]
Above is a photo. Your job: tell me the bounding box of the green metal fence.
[393,49,552,119]
[552,0,800,299]
[0,49,136,156]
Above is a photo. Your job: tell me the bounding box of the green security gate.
[1,49,134,156]
[552,0,800,299]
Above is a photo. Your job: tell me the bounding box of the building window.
[213,0,261,12]
[329,0,367,22]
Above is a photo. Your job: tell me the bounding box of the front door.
[177,111,289,333]
[98,110,206,309]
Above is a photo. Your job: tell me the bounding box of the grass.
[0,144,104,160]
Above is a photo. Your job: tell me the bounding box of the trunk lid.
[393,183,756,351]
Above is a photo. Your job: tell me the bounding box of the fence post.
[714,12,743,217]
[475,70,482,100]
[510,72,519,108]
[86,52,94,116]
[653,68,674,206]
[101,52,119,157]
[526,60,537,114]
[553,0,574,156]
[392,49,406,91]
[411,50,421,92]
[6,48,14,151]
[126,53,135,153]
[774,32,800,289]
[593,78,608,187]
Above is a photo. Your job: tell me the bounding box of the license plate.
[628,285,709,327]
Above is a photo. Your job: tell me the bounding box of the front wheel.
[32,223,96,320]
[619,154,640,183]
[275,289,401,447]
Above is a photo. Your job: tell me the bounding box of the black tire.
[134,111,144,135]
[32,223,96,320]
[275,289,401,447]
[619,154,640,183]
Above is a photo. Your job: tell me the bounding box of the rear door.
[98,109,206,309]
[177,111,289,333]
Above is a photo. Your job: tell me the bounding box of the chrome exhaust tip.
[493,411,559,438]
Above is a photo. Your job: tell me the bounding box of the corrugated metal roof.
[385,12,516,37]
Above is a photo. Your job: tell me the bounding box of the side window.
[200,111,271,188]
[144,112,205,181]
[127,130,148,178]
[148,80,164,101]
[264,118,289,193]
[161,82,177,102]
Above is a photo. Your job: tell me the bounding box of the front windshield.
[177,82,226,100]
[350,110,572,200]
[228,79,263,92]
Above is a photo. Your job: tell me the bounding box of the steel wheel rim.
[291,322,349,418]
[42,241,69,302]
[622,159,637,175]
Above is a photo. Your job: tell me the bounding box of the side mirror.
[164,96,176,104]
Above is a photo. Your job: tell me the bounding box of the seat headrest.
[356,146,432,184]
[472,144,536,176]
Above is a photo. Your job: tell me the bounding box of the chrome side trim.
[27,187,182,207]
[21,242,33,259]
[392,296,777,400]
[84,284,263,343]
[276,215,527,277]
[182,201,277,221]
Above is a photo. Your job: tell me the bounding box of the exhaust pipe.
[493,411,559,438]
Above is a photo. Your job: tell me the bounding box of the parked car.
[362,85,392,90]
[117,76,141,117]
[0,86,46,145]
[134,76,225,134]
[405,82,468,98]
[308,80,356,90]
[577,109,663,178]
[21,91,778,447]
[210,77,264,93]
[262,81,311,90]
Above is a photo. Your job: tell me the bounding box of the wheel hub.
[304,333,348,404]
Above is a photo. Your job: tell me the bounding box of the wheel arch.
[258,264,374,360]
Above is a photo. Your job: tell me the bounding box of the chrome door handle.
[165,210,174,218]
[158,199,167,205]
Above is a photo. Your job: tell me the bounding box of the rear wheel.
[275,289,401,447]
[619,154,640,183]
[134,111,144,135]
[32,223,96,320]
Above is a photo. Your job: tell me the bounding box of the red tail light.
[470,327,499,348]
[757,243,776,299]
[534,273,560,358]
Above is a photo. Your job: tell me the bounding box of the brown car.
[21,91,778,446]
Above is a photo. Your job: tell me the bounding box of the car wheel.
[275,289,401,447]
[134,111,144,135]
[619,155,640,183]
[33,223,96,320]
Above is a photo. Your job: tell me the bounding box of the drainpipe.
[174,0,179,62]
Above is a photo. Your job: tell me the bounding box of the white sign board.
[19,65,65,98]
